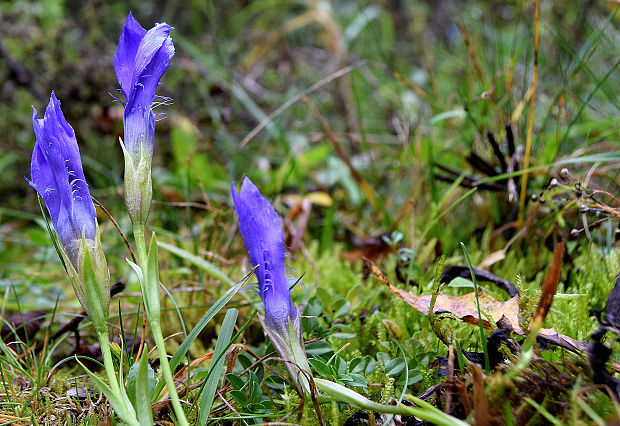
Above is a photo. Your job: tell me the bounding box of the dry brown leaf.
[389,283,524,334]
[367,258,585,352]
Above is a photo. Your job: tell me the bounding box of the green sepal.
[287,318,312,394]
[261,310,312,395]
[121,138,152,226]
[81,235,109,335]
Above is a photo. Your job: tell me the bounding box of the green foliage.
[1,0,620,423]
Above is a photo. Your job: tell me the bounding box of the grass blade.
[460,242,490,373]
[158,241,235,286]
[197,308,238,424]
[152,275,248,399]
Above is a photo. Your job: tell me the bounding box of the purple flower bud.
[29,92,96,266]
[231,178,297,334]
[114,11,174,164]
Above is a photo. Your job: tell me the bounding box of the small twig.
[32,281,126,355]
[240,60,366,147]
[302,96,379,209]
[92,196,137,264]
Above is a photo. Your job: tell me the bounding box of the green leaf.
[152,278,245,399]
[76,358,138,426]
[308,358,331,378]
[81,245,108,335]
[315,379,468,426]
[158,241,235,287]
[127,362,139,407]
[305,339,333,356]
[249,379,263,405]
[198,308,238,424]
[364,357,377,376]
[230,390,247,406]
[135,346,154,425]
[348,357,363,373]
[384,358,405,376]
[225,374,244,391]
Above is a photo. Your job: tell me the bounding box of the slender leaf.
[136,346,155,425]
[198,308,238,424]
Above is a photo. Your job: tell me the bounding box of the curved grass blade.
[158,241,235,286]
[197,308,238,424]
[152,269,255,399]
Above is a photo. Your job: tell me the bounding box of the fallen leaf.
[367,258,586,352]
[343,232,395,262]
[368,259,524,333]
[395,285,524,334]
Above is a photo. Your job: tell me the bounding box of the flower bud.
[29,93,110,331]
[232,178,312,394]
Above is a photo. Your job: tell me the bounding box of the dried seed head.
[560,168,569,179]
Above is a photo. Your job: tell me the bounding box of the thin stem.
[133,224,189,426]
[134,224,148,266]
[152,321,189,425]
[97,330,140,426]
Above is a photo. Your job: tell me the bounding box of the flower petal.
[114,11,146,99]
[125,22,174,112]
[115,14,174,165]
[30,93,97,264]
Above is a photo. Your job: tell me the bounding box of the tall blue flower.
[114,12,174,224]
[29,93,110,326]
[30,92,97,265]
[232,178,311,393]
[231,177,297,332]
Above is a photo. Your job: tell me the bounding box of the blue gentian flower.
[114,12,174,224]
[232,178,312,393]
[114,11,174,164]
[29,93,110,325]
[29,92,97,266]
[231,177,297,333]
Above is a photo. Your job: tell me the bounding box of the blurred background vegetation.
[1,0,618,314]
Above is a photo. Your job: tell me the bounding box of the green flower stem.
[133,224,189,426]
[97,330,140,426]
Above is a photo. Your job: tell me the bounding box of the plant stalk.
[133,224,189,426]
[97,330,140,426]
